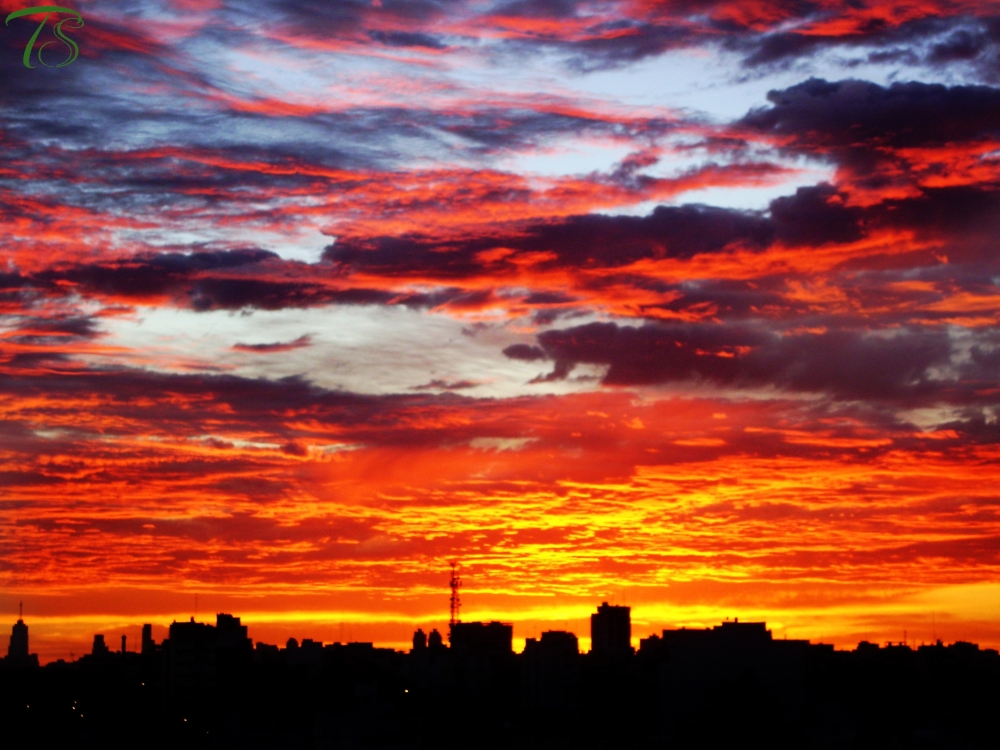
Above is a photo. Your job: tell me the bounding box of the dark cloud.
[729,15,1000,78]
[0,367,484,448]
[768,184,865,246]
[22,250,403,312]
[412,379,480,391]
[503,344,547,361]
[189,277,331,311]
[326,203,776,276]
[492,0,583,16]
[6,315,103,343]
[232,335,313,353]
[738,31,824,67]
[46,249,278,297]
[740,78,1000,176]
[325,181,876,281]
[929,28,988,62]
[2,353,954,484]
[506,321,987,404]
[280,441,309,456]
[732,78,1000,241]
[367,30,447,49]
[0,471,66,488]
[437,108,674,155]
[560,22,699,72]
[260,0,451,30]
[472,4,1000,76]
[938,412,1000,444]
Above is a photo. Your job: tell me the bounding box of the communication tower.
[449,561,462,632]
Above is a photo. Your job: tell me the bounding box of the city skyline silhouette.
[4,599,999,748]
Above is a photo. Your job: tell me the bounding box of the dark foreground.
[2,616,999,749]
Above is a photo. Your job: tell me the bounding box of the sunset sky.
[2,0,1000,662]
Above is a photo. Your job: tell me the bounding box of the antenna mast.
[448,561,462,630]
[19,601,23,620]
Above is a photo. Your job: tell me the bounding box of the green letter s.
[44,16,82,66]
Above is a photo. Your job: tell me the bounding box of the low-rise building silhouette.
[449,620,513,654]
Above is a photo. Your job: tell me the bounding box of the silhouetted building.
[539,630,578,655]
[641,619,813,744]
[252,641,282,669]
[7,619,28,660]
[295,638,324,665]
[427,628,444,650]
[141,623,156,654]
[215,613,253,688]
[651,618,779,661]
[449,621,513,655]
[412,628,427,651]
[216,613,252,656]
[446,621,518,717]
[4,615,38,668]
[523,630,580,714]
[92,633,110,657]
[590,602,631,657]
[164,618,217,719]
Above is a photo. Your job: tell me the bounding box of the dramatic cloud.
[512,320,987,404]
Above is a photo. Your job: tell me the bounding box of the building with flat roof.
[449,621,514,655]
[590,602,631,657]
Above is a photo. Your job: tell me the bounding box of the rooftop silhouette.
[2,602,999,748]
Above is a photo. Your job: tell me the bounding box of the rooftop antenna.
[449,560,462,631]
[19,601,23,621]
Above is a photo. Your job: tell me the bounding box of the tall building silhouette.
[7,617,28,660]
[4,606,39,668]
[164,618,217,720]
[412,628,427,651]
[428,628,444,650]
[590,602,632,656]
[141,623,156,654]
